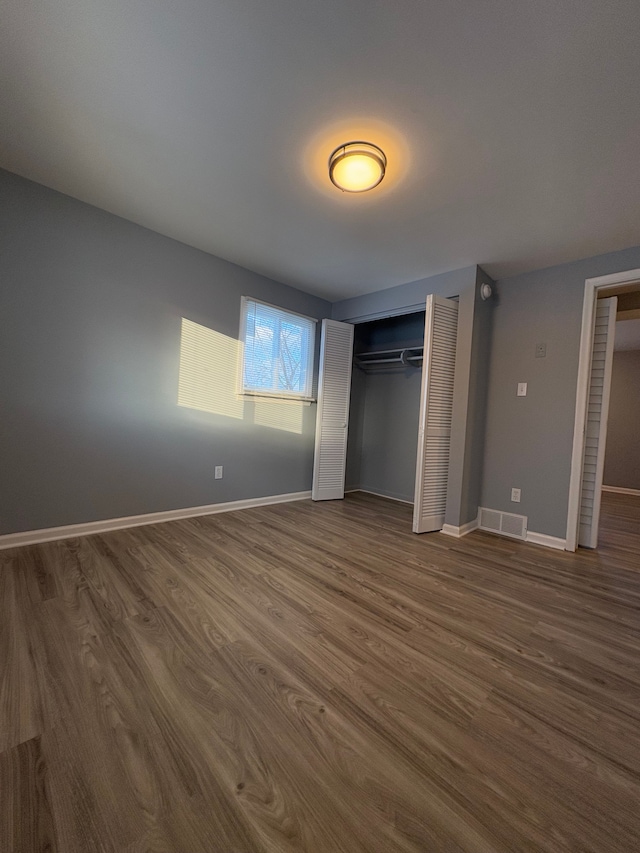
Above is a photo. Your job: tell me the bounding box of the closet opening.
[346,311,426,507]
[316,272,492,537]
[313,282,488,536]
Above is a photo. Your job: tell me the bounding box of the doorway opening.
[567,270,640,551]
[599,286,640,549]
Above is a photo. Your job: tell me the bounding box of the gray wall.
[454,267,494,526]
[6,165,640,542]
[0,169,330,535]
[480,245,640,539]
[443,270,496,529]
[603,349,640,491]
[357,369,422,502]
[332,266,477,323]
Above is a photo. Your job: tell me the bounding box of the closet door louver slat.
[312,319,355,501]
[577,296,617,548]
[413,295,459,533]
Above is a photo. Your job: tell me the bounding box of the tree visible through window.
[240,298,316,399]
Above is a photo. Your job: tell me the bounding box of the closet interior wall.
[346,312,425,503]
[602,346,640,491]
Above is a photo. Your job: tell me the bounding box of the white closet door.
[413,295,459,533]
[312,319,354,501]
[578,296,617,548]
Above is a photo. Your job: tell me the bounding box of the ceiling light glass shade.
[328,141,387,192]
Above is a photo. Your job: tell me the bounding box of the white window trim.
[238,296,317,403]
[237,391,313,406]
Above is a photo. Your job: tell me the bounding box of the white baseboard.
[441,518,479,538]
[0,491,312,551]
[525,530,567,551]
[602,485,640,496]
[350,488,414,506]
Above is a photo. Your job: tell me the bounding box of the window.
[240,297,316,400]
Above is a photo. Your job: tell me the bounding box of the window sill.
[237,392,315,406]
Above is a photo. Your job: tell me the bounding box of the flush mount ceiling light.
[328,141,387,193]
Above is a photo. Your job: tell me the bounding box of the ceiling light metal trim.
[328,140,387,193]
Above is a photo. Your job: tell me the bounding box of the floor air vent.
[478,507,527,540]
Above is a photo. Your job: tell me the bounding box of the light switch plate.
[517,382,527,396]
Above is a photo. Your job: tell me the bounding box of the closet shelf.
[355,346,423,371]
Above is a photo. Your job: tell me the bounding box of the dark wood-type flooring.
[2,490,640,852]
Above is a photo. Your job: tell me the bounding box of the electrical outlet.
[215,465,223,480]
[517,382,527,397]
[511,488,521,503]
[535,342,547,358]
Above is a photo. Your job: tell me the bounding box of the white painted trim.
[566,280,597,551]
[602,485,640,496]
[583,268,640,291]
[351,489,414,506]
[582,296,617,549]
[566,268,640,551]
[525,530,567,551]
[0,491,312,551]
[441,518,478,538]
[312,319,354,501]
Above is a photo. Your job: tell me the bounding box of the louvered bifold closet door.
[412,295,459,533]
[312,319,355,501]
[578,296,617,548]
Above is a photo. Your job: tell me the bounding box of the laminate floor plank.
[331,659,640,853]
[0,561,44,752]
[212,638,489,853]
[466,695,640,852]
[29,605,163,851]
[0,736,58,852]
[186,558,366,691]
[14,544,59,603]
[2,490,640,851]
[327,674,565,852]
[117,608,380,853]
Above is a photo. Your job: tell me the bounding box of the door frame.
[565,267,640,551]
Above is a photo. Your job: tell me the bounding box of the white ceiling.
[2,1,640,302]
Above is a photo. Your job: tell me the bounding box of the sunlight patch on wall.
[178,318,244,419]
[178,318,305,433]
[252,399,304,434]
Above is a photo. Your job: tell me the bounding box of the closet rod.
[358,355,405,365]
[355,346,424,369]
[357,347,410,358]
[356,346,423,358]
